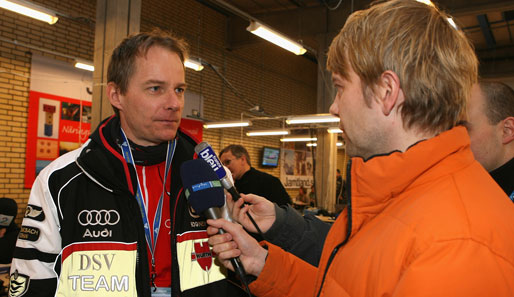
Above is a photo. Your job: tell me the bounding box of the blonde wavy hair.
[327,0,478,134]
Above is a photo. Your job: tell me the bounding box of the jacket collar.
[349,126,473,231]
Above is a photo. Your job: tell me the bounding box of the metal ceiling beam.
[450,0,514,17]
[477,14,496,48]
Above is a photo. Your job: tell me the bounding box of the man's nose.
[165,91,182,111]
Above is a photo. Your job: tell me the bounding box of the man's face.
[465,84,503,171]
[220,151,246,180]
[329,67,386,159]
[110,46,186,146]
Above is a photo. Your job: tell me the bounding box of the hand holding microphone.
[207,216,268,278]
[231,193,277,235]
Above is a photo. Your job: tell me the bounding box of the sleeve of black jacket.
[263,204,331,266]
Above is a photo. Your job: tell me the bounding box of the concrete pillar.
[91,0,141,128]
[313,32,338,212]
[314,130,337,213]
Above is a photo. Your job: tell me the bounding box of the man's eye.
[175,87,185,94]
[149,86,161,93]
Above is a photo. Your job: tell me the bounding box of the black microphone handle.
[227,186,241,201]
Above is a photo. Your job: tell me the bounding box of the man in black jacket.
[10,29,247,297]
[219,145,291,207]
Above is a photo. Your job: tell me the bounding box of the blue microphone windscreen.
[180,159,225,214]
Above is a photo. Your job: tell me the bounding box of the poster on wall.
[24,91,92,188]
[280,148,314,188]
[23,92,204,188]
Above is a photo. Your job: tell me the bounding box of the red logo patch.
[191,241,213,272]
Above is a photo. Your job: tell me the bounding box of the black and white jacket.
[10,116,246,297]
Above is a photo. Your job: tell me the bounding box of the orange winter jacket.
[249,126,514,297]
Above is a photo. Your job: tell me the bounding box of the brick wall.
[0,0,95,225]
[0,0,317,224]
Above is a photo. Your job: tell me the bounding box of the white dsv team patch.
[56,241,138,296]
[9,270,30,297]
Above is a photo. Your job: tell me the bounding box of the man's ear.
[376,70,401,116]
[107,82,122,111]
[502,117,514,144]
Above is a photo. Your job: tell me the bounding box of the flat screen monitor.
[262,147,280,167]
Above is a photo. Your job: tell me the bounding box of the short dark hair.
[107,28,189,114]
[220,144,251,167]
[479,81,514,124]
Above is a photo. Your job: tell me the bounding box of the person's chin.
[155,127,178,142]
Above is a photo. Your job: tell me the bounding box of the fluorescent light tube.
[74,61,94,72]
[0,0,58,24]
[447,17,458,29]
[416,0,434,6]
[307,142,343,147]
[280,137,317,142]
[247,21,306,55]
[184,59,204,71]
[327,127,343,133]
[286,114,340,125]
[247,129,289,136]
[203,121,250,129]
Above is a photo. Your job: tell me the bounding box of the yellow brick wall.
[0,0,317,225]
[0,0,95,225]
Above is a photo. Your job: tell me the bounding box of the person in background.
[220,144,291,206]
[0,198,19,297]
[0,198,19,265]
[9,29,247,297]
[295,186,309,204]
[207,1,514,296]
[465,81,514,200]
[308,185,316,207]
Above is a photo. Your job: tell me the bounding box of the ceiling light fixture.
[415,0,434,6]
[203,120,250,129]
[246,129,289,136]
[286,114,340,125]
[184,58,204,71]
[327,127,343,133]
[280,136,317,142]
[247,21,307,55]
[307,142,343,147]
[74,60,94,72]
[447,17,458,29]
[0,0,59,24]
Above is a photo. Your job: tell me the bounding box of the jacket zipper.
[171,187,183,297]
[316,160,353,297]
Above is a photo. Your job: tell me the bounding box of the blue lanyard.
[119,129,176,265]
[509,190,514,202]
